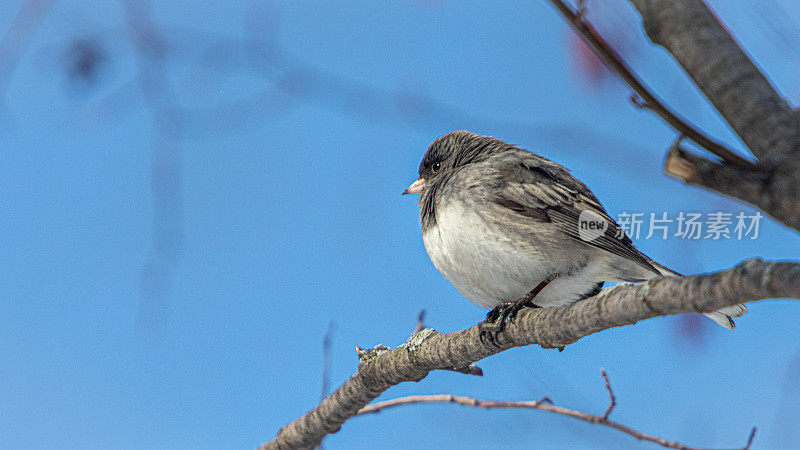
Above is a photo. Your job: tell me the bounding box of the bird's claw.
[478,276,554,347]
[478,298,537,347]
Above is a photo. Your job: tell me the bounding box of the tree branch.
[664,145,800,231]
[627,0,800,164]
[355,370,755,450]
[550,0,800,233]
[547,0,754,168]
[261,259,800,449]
[599,368,616,420]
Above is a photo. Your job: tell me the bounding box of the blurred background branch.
[0,0,55,104]
[122,0,184,333]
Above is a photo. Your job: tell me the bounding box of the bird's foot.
[478,275,556,347]
[479,297,539,346]
[485,297,536,326]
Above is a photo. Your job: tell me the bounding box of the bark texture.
[665,146,800,230]
[263,259,800,449]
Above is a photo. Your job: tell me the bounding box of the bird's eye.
[432,162,441,172]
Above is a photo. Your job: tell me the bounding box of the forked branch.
[356,370,756,450]
[547,0,754,168]
[550,0,800,232]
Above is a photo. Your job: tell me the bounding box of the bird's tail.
[649,260,748,330]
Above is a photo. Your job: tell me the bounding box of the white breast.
[422,201,614,309]
[422,201,552,308]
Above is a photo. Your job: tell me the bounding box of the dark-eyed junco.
[404,131,746,329]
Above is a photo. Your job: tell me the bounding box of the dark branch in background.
[262,259,800,449]
[355,370,756,450]
[548,0,753,168]
[60,0,727,337]
[628,0,800,164]
[81,15,676,188]
[123,0,184,333]
[411,309,426,336]
[549,0,800,232]
[0,0,56,104]
[320,322,336,401]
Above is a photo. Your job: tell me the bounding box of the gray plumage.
[407,131,746,329]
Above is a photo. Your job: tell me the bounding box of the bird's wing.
[490,152,660,275]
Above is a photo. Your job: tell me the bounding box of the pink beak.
[402,178,426,195]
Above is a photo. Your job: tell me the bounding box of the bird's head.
[403,130,510,195]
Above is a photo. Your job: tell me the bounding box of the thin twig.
[358,393,696,448]
[742,427,757,450]
[357,388,691,450]
[358,394,754,450]
[548,0,754,168]
[411,309,426,337]
[357,370,755,450]
[320,322,336,401]
[600,368,616,420]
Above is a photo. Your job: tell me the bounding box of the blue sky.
[2,0,799,448]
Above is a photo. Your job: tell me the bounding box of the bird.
[403,131,746,331]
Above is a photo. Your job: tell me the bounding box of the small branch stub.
[355,344,389,362]
[600,368,616,420]
[664,145,696,182]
